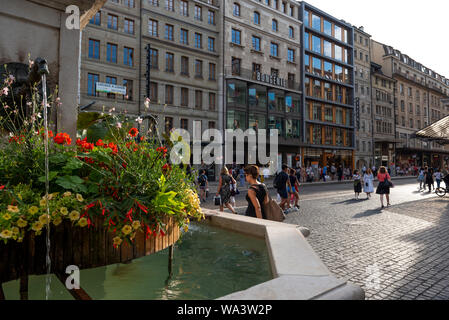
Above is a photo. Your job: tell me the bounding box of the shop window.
[248,85,267,110]
[226,80,247,108]
[249,113,267,132]
[227,110,247,130]
[268,116,284,137]
[285,93,300,113]
[285,119,300,139]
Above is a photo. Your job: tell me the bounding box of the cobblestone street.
[203,179,449,300]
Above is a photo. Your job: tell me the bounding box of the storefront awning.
[414,115,449,144]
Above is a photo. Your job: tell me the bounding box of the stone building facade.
[371,40,449,169]
[224,0,302,170]
[370,62,396,170]
[353,26,373,170]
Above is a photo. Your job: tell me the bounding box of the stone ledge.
[204,209,364,300]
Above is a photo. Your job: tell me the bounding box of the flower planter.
[0,215,180,297]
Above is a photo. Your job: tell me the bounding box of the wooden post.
[168,245,174,277]
[0,283,5,300]
[19,275,28,300]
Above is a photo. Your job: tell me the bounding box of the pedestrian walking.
[322,165,327,182]
[376,166,393,209]
[239,166,246,188]
[216,167,237,214]
[197,170,208,203]
[425,167,434,193]
[288,169,300,209]
[274,164,293,214]
[353,170,362,200]
[244,165,269,220]
[363,168,375,199]
[337,165,343,182]
[330,164,336,181]
[435,169,443,189]
[417,168,425,191]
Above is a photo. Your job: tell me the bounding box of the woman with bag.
[244,165,269,220]
[353,170,362,200]
[376,166,393,209]
[288,169,300,209]
[363,168,375,199]
[216,167,237,214]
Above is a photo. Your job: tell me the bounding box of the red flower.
[0,185,5,190]
[122,162,127,169]
[156,147,168,156]
[96,139,104,147]
[54,133,71,145]
[106,142,118,154]
[128,128,139,137]
[76,137,94,152]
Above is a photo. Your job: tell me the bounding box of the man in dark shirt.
[276,164,292,213]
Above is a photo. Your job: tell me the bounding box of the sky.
[306,0,449,78]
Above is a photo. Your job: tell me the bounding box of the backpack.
[198,175,206,186]
[273,173,281,189]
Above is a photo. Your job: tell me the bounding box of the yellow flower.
[53,216,63,226]
[18,194,22,200]
[17,237,24,243]
[0,230,13,239]
[39,214,50,225]
[63,192,72,198]
[60,207,68,216]
[76,194,84,202]
[28,206,39,215]
[183,225,189,233]
[51,192,59,199]
[7,205,19,213]
[40,199,47,207]
[78,218,88,228]
[113,237,123,246]
[132,221,141,230]
[2,213,12,221]
[32,221,43,232]
[17,218,28,228]
[122,225,132,235]
[69,210,80,221]
[12,227,19,235]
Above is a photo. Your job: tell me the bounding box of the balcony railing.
[196,0,220,7]
[225,67,301,91]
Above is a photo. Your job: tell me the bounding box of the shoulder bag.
[263,195,286,222]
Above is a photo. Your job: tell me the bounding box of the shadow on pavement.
[331,198,370,205]
[352,208,382,219]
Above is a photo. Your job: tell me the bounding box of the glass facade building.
[300,2,356,169]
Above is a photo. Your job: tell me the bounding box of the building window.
[181,56,189,75]
[181,88,189,106]
[87,73,99,96]
[165,0,174,11]
[195,5,202,20]
[166,53,174,72]
[270,43,278,57]
[149,0,159,6]
[165,117,173,134]
[209,92,216,111]
[150,82,158,101]
[180,28,188,45]
[272,19,278,32]
[180,0,188,16]
[107,14,118,30]
[106,76,117,99]
[254,12,260,25]
[209,121,216,129]
[312,14,321,31]
[233,3,240,16]
[252,36,261,51]
[165,24,174,40]
[150,48,158,69]
[195,60,203,78]
[195,33,202,48]
[289,26,294,39]
[231,29,241,45]
[124,19,134,34]
[107,43,117,63]
[149,19,158,36]
[208,37,215,52]
[208,10,215,25]
[195,90,203,109]
[88,39,100,59]
[124,0,135,8]
[123,79,133,101]
[312,35,321,54]
[287,49,295,63]
[89,11,101,25]
[181,118,189,130]
[124,47,134,66]
[209,63,216,80]
[165,85,174,105]
[232,57,241,75]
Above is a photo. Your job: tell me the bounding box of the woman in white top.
[363,168,375,199]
